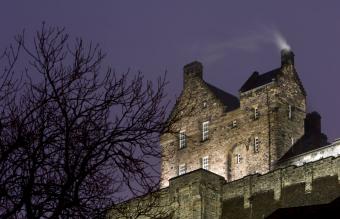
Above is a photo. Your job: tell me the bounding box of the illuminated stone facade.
[160,50,306,187]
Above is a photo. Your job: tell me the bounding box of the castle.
[160,49,329,187]
[108,50,340,219]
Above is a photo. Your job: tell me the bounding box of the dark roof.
[239,68,281,92]
[279,133,329,162]
[205,83,240,112]
[279,111,329,162]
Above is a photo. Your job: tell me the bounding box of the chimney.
[304,111,322,148]
[183,61,203,87]
[281,49,295,66]
[304,111,321,135]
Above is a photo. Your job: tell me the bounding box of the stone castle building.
[108,50,340,219]
[160,49,328,187]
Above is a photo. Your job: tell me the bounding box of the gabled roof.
[239,68,281,92]
[240,67,307,95]
[163,81,240,132]
[205,82,240,112]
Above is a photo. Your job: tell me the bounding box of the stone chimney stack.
[305,112,321,135]
[183,61,203,87]
[281,49,295,66]
[304,112,322,148]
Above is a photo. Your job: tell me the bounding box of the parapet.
[223,155,340,208]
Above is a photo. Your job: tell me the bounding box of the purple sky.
[1,1,339,141]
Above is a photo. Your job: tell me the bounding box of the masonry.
[108,156,340,218]
[107,50,339,218]
[160,49,307,187]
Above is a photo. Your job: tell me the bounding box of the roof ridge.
[240,68,281,92]
[204,82,240,112]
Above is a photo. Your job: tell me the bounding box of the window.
[288,105,292,119]
[232,120,237,128]
[202,121,209,141]
[202,156,209,170]
[178,164,186,175]
[179,131,186,149]
[236,154,242,164]
[254,137,259,153]
[254,107,259,120]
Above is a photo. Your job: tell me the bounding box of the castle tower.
[239,49,306,171]
[160,50,307,187]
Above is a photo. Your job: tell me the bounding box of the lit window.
[254,137,259,153]
[202,121,209,141]
[236,154,242,164]
[202,156,209,170]
[179,131,186,149]
[178,164,186,175]
[254,107,259,119]
[288,105,292,119]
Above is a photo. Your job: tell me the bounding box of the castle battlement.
[223,155,340,206]
[108,156,340,218]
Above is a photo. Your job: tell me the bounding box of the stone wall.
[222,156,340,218]
[272,64,306,162]
[108,156,340,219]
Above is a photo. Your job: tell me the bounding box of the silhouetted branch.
[0,24,184,219]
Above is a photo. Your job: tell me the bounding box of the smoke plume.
[194,26,291,64]
[273,31,291,51]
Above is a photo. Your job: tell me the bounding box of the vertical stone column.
[336,158,340,183]
[304,165,313,193]
[191,181,202,219]
[273,170,282,201]
[243,176,252,208]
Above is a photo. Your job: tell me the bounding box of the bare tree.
[0,24,178,219]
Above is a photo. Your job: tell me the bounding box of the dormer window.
[179,131,186,149]
[202,121,209,141]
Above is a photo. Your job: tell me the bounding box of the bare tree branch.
[0,24,185,219]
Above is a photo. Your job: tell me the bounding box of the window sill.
[200,138,210,143]
[178,146,187,151]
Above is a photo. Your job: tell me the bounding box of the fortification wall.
[222,156,340,218]
[108,155,340,219]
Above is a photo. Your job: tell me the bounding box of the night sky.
[1,1,339,141]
